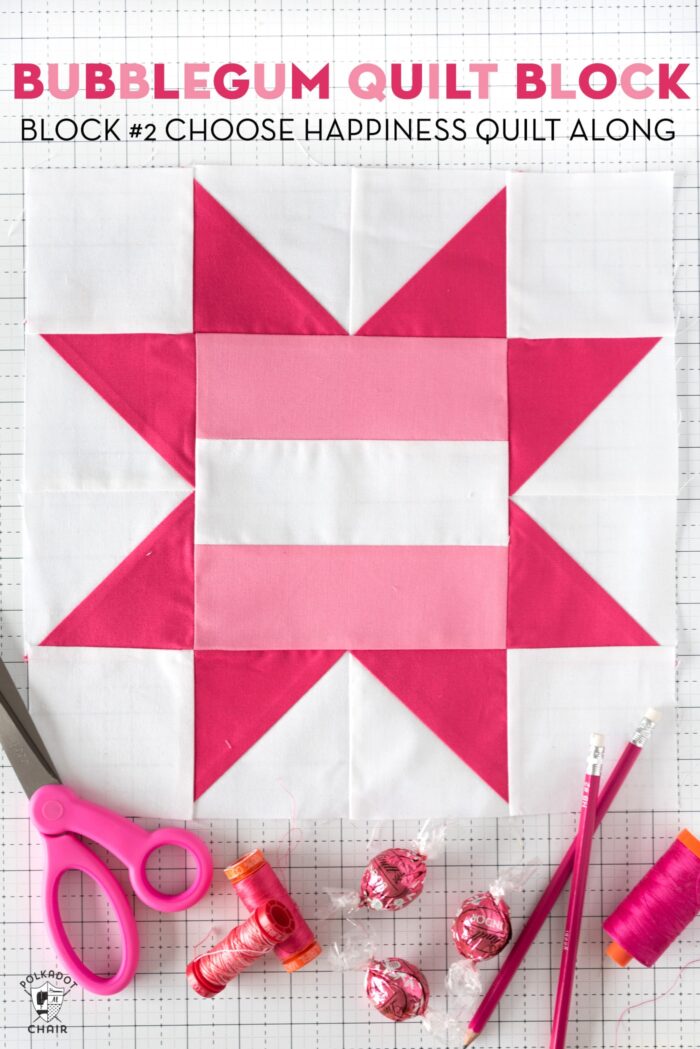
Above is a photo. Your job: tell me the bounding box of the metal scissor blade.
[0,659,60,797]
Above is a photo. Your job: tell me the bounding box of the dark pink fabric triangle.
[194,650,344,798]
[357,188,506,338]
[43,334,196,485]
[194,181,346,335]
[352,650,508,801]
[507,501,657,648]
[41,494,194,649]
[508,337,659,495]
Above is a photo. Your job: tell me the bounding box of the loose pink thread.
[613,958,700,1049]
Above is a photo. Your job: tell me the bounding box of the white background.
[0,2,699,1047]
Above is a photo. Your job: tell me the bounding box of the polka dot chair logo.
[21,971,76,1034]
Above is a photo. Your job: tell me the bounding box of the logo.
[20,971,76,1034]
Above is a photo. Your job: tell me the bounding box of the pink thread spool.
[187,899,295,997]
[225,849,322,972]
[604,828,700,968]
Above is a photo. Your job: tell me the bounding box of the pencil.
[548,732,605,1049]
[463,709,658,1046]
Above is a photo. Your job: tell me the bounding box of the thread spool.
[186,899,295,997]
[225,849,322,972]
[604,828,700,968]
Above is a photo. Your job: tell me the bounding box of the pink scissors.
[0,659,212,996]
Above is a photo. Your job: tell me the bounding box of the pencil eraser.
[645,708,661,723]
[591,732,605,747]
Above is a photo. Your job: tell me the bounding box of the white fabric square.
[194,655,349,819]
[507,647,678,816]
[26,168,193,334]
[27,647,194,819]
[507,172,674,338]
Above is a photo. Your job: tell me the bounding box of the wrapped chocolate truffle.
[329,931,430,1023]
[359,847,428,911]
[451,889,512,962]
[365,956,430,1021]
[449,865,537,980]
[329,820,446,914]
[330,928,478,1038]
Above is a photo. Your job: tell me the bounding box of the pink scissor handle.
[30,785,213,995]
[31,785,213,912]
[39,829,139,996]
[127,825,214,912]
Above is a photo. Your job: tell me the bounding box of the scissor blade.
[0,659,60,797]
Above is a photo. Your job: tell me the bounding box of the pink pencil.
[464,709,659,1046]
[549,732,605,1049]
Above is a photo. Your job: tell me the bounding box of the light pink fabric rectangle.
[196,334,507,440]
[195,545,507,649]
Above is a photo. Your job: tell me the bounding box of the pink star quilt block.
[24,167,678,819]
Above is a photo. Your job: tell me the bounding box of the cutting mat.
[1,1,699,1046]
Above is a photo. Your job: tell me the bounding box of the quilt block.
[24,168,678,819]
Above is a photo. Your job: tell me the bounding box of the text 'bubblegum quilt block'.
[24,167,678,820]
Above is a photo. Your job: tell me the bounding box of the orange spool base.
[606,941,633,967]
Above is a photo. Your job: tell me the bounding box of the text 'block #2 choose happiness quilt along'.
[23,167,678,820]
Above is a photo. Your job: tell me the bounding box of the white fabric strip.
[28,647,194,819]
[507,647,678,816]
[26,168,193,334]
[195,439,509,546]
[507,171,674,338]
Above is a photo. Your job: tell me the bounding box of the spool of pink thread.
[225,849,322,972]
[604,828,700,968]
[187,899,295,997]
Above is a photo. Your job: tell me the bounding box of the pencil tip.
[463,1031,478,1047]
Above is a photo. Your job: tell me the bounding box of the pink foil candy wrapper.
[451,890,512,961]
[364,957,430,1021]
[359,847,428,911]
